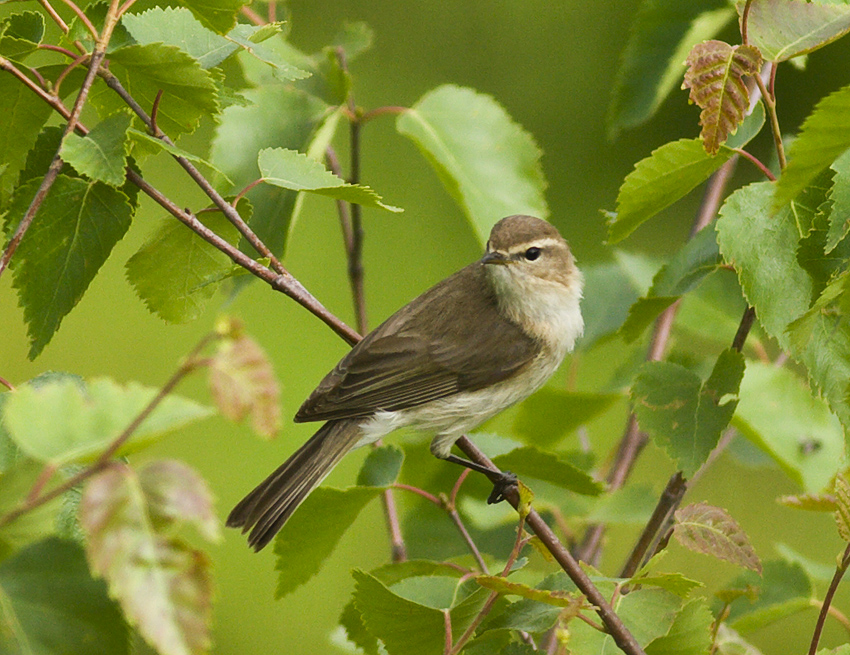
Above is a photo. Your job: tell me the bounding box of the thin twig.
[0,334,214,529]
[455,436,647,655]
[0,375,15,391]
[732,148,776,181]
[56,0,99,39]
[240,5,266,26]
[740,0,755,46]
[37,0,70,33]
[808,543,850,655]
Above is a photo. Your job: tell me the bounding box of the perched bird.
[228,215,584,550]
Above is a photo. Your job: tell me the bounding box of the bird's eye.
[524,247,542,261]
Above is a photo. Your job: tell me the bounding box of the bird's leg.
[442,454,518,504]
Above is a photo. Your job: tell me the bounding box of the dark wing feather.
[295,263,541,422]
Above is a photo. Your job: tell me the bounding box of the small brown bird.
[228,215,584,550]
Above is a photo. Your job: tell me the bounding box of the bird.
[228,214,584,551]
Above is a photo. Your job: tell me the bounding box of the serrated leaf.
[774,83,850,210]
[340,598,379,655]
[608,139,735,243]
[491,446,604,496]
[357,445,404,487]
[125,207,243,323]
[742,0,850,62]
[3,175,133,359]
[351,569,488,655]
[513,389,621,447]
[177,0,246,34]
[632,349,745,477]
[826,149,850,252]
[0,538,129,655]
[258,147,401,212]
[0,73,53,201]
[724,560,811,632]
[0,11,45,60]
[89,43,218,139]
[778,492,837,512]
[476,575,583,610]
[608,0,735,136]
[835,474,850,541]
[210,86,328,257]
[225,24,310,81]
[208,330,280,438]
[627,572,704,597]
[127,128,230,182]
[682,40,763,155]
[621,223,721,341]
[2,377,212,465]
[275,486,383,597]
[645,598,713,655]
[61,112,132,186]
[397,84,548,246]
[732,363,844,492]
[673,502,761,572]
[80,461,216,655]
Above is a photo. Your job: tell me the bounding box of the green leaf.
[0,460,64,551]
[351,569,488,655]
[177,0,246,34]
[3,175,134,359]
[2,377,212,465]
[724,560,812,632]
[80,461,217,655]
[209,86,329,257]
[491,446,604,496]
[61,112,132,187]
[127,128,230,181]
[673,502,761,572]
[742,0,850,62]
[89,43,218,139]
[357,445,404,487]
[0,11,45,60]
[632,349,745,477]
[340,599,379,655]
[645,598,713,655]
[0,538,129,655]
[725,99,766,150]
[608,139,735,243]
[621,224,721,341]
[476,575,582,609]
[826,149,850,252]
[717,181,850,426]
[570,587,682,652]
[835,473,850,541]
[397,84,548,246]
[774,83,850,210]
[258,147,401,212]
[732,363,844,492]
[608,0,734,137]
[125,206,244,323]
[587,484,658,525]
[682,41,763,155]
[774,542,836,582]
[577,259,646,348]
[513,389,621,447]
[225,24,311,81]
[275,486,384,597]
[0,73,53,202]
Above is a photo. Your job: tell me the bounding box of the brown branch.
[808,543,850,655]
[0,334,214,529]
[455,436,647,655]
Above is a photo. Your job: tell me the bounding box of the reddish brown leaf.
[209,327,280,439]
[80,461,218,655]
[682,40,763,155]
[777,492,837,512]
[673,502,762,573]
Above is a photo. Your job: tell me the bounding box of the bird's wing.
[295,264,541,422]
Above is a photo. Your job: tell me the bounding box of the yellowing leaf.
[208,329,280,438]
[674,502,761,573]
[834,474,850,542]
[682,40,763,155]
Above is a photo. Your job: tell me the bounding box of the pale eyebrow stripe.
[507,237,564,253]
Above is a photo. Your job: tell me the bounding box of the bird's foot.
[486,470,518,504]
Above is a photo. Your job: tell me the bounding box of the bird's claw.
[487,470,518,504]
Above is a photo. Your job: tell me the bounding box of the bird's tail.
[227,420,360,551]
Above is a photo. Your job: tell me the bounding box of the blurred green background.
[2,1,850,653]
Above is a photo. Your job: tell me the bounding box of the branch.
[455,436,647,655]
[808,543,850,655]
[0,333,215,529]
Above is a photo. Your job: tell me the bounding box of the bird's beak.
[481,250,510,266]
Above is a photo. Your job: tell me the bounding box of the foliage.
[1,1,850,654]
